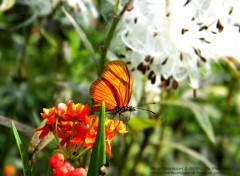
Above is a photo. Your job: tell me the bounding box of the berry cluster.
[49,153,87,176]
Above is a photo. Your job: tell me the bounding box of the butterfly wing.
[90,78,117,111]
[101,60,133,107]
[90,60,133,111]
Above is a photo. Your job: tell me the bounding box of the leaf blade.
[160,100,216,144]
[88,101,106,176]
[12,121,33,176]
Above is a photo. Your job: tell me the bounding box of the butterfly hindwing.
[90,78,117,111]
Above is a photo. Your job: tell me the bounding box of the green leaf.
[0,115,33,136]
[160,100,216,144]
[62,8,98,68]
[88,101,107,176]
[128,117,160,131]
[28,119,54,168]
[12,121,33,176]
[41,28,58,49]
[0,0,15,12]
[162,141,214,168]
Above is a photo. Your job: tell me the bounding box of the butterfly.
[90,60,135,117]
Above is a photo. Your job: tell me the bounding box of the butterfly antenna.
[135,107,155,114]
[135,102,156,114]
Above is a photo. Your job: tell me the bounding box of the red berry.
[49,153,65,168]
[63,161,74,172]
[69,168,87,176]
[53,166,69,176]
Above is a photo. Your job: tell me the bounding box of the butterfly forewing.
[101,60,133,107]
[90,60,133,112]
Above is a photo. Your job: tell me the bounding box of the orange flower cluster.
[33,100,127,156]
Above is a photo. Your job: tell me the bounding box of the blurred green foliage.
[0,1,101,174]
[0,0,240,176]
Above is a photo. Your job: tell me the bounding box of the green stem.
[98,1,131,75]
[68,118,77,158]
[117,136,134,176]
[152,120,166,166]
[215,73,237,168]
[54,117,62,150]
[130,128,154,176]
[151,88,172,167]
[74,141,84,158]
[114,0,120,14]
[131,83,169,174]
[74,147,92,160]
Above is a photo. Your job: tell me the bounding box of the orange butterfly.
[90,60,135,116]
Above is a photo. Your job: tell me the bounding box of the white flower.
[110,0,240,91]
